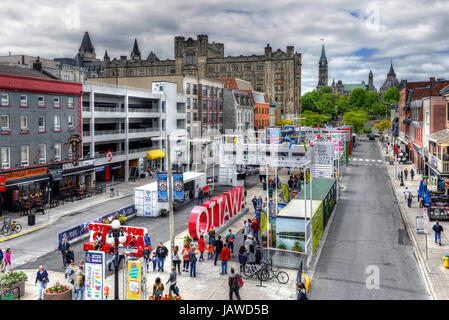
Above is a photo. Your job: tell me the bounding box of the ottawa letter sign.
[188,186,245,240]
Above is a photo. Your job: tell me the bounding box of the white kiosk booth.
[134,171,206,217]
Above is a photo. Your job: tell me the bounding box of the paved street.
[309,138,430,300]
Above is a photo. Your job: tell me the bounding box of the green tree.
[276,119,293,129]
[301,90,320,113]
[374,119,391,134]
[364,91,379,113]
[343,110,369,134]
[299,110,331,127]
[335,95,350,115]
[383,87,400,105]
[348,88,367,110]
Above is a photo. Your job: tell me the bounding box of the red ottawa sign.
[188,186,245,240]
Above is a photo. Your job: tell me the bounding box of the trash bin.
[443,255,449,269]
[28,214,36,226]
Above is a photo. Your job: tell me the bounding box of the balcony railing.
[94,106,124,113]
[95,151,125,158]
[94,129,125,136]
[129,147,159,154]
[128,108,160,113]
[430,155,449,173]
[128,128,159,133]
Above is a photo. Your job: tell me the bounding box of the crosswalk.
[349,158,383,167]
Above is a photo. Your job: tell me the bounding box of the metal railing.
[128,128,159,133]
[84,81,155,95]
[261,247,308,270]
[128,108,160,113]
[94,129,125,136]
[94,106,124,113]
[129,147,159,154]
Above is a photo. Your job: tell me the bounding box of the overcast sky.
[1,0,448,93]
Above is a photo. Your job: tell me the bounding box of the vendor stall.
[134,171,206,217]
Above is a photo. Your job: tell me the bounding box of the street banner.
[330,130,343,153]
[157,173,168,202]
[127,259,142,300]
[260,210,268,245]
[173,173,185,201]
[282,184,289,202]
[85,251,105,300]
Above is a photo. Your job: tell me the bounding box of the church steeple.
[79,31,94,53]
[320,44,327,62]
[131,38,141,60]
[388,60,396,77]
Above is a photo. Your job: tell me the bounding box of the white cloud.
[0,0,448,94]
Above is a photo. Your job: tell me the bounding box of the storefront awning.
[147,149,165,160]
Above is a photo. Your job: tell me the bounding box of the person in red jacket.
[251,219,260,245]
[198,235,206,262]
[220,244,231,275]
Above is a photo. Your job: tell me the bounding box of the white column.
[89,90,95,159]
[124,94,129,182]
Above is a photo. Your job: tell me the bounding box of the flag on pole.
[106,150,113,162]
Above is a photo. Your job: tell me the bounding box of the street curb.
[380,144,437,300]
[0,225,45,243]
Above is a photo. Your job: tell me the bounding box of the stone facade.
[102,35,301,118]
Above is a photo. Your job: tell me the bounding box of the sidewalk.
[380,141,447,300]
[0,176,157,243]
[18,169,298,300]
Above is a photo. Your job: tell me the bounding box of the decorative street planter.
[43,283,73,300]
[0,271,28,299]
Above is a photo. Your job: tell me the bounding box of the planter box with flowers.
[0,271,27,299]
[43,283,72,300]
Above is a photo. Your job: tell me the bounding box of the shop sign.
[0,177,5,192]
[127,260,142,300]
[68,135,82,167]
[63,159,94,170]
[188,186,245,240]
[0,167,47,182]
[85,251,105,300]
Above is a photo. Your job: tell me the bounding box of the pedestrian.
[107,245,116,271]
[197,187,203,204]
[252,196,258,212]
[238,246,248,273]
[0,246,4,273]
[297,283,308,300]
[251,219,260,245]
[166,266,180,297]
[152,252,158,272]
[242,220,250,241]
[156,242,168,272]
[228,267,242,300]
[129,236,137,248]
[220,243,231,275]
[433,221,444,246]
[410,169,415,181]
[198,235,206,262]
[182,244,190,272]
[214,235,224,266]
[65,262,76,283]
[207,242,214,260]
[407,192,414,208]
[208,226,216,246]
[152,277,164,300]
[404,187,410,201]
[244,236,254,253]
[256,210,261,221]
[58,237,70,269]
[143,245,151,272]
[65,246,75,268]
[73,265,85,300]
[35,265,49,300]
[189,244,199,277]
[225,229,236,254]
[288,177,294,190]
[144,233,151,248]
[404,168,408,180]
[258,196,263,210]
[172,246,181,275]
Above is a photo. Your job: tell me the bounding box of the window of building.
[63,75,70,81]
[207,86,211,98]
[233,65,239,72]
[54,115,61,131]
[55,142,61,161]
[38,144,46,164]
[187,98,191,109]
[149,69,155,75]
[202,112,207,122]
[21,115,28,130]
[193,98,198,109]
[208,67,215,73]
[38,115,45,132]
[193,112,198,121]
[68,115,75,129]
[170,68,175,74]
[193,84,198,95]
[186,83,191,94]
[54,97,60,108]
[220,66,227,73]
[202,85,207,96]
[177,119,185,129]
[1,93,8,106]
[1,147,10,169]
[257,64,264,71]
[162,101,165,112]
[186,52,196,65]
[244,65,252,71]
[1,115,9,131]
[162,119,165,130]
[38,96,45,107]
[20,95,27,107]
[68,97,74,108]
[159,69,166,75]
[21,145,29,166]
[202,100,207,110]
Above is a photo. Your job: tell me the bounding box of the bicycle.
[2,218,22,236]
[242,262,270,281]
[109,187,119,198]
[265,258,289,284]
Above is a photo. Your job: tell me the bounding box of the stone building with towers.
[316,44,328,90]
[379,61,400,97]
[102,34,302,118]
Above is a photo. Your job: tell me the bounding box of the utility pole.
[167,135,175,261]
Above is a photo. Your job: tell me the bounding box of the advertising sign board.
[85,251,105,300]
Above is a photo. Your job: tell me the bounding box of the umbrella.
[425,190,432,207]
[418,181,423,198]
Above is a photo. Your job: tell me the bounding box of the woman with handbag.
[35,265,49,300]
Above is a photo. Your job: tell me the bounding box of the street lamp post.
[106,219,127,300]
